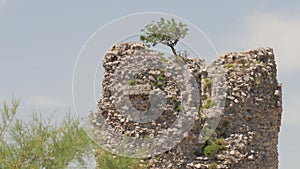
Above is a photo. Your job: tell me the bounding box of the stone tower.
[93,42,282,169]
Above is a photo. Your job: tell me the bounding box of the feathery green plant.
[0,98,91,169]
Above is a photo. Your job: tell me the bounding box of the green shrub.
[203,138,226,157]
[128,79,137,86]
[198,113,207,121]
[157,81,163,87]
[202,99,214,109]
[159,69,166,73]
[157,75,164,81]
[96,150,145,169]
[176,105,184,111]
[204,142,219,157]
[172,95,177,102]
[255,77,261,85]
[200,94,208,101]
[204,78,212,88]
[209,162,217,169]
[223,63,234,69]
[215,138,226,149]
[0,98,91,169]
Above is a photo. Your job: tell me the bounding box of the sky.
[0,0,299,168]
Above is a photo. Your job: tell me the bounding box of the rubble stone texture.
[94,42,282,169]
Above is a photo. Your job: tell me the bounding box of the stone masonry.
[93,42,282,169]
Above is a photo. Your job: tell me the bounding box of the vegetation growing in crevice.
[209,162,218,169]
[176,105,184,112]
[255,77,261,85]
[156,75,164,81]
[223,63,234,69]
[159,69,165,73]
[203,138,226,157]
[198,112,207,121]
[200,94,208,101]
[157,81,163,87]
[204,78,212,89]
[202,98,215,109]
[128,79,137,86]
[172,95,177,102]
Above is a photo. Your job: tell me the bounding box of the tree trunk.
[169,45,177,55]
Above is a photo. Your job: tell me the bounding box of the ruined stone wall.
[189,48,282,169]
[94,42,282,169]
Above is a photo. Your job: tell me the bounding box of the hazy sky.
[0,1,299,168]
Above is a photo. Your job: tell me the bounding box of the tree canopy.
[140,18,189,56]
